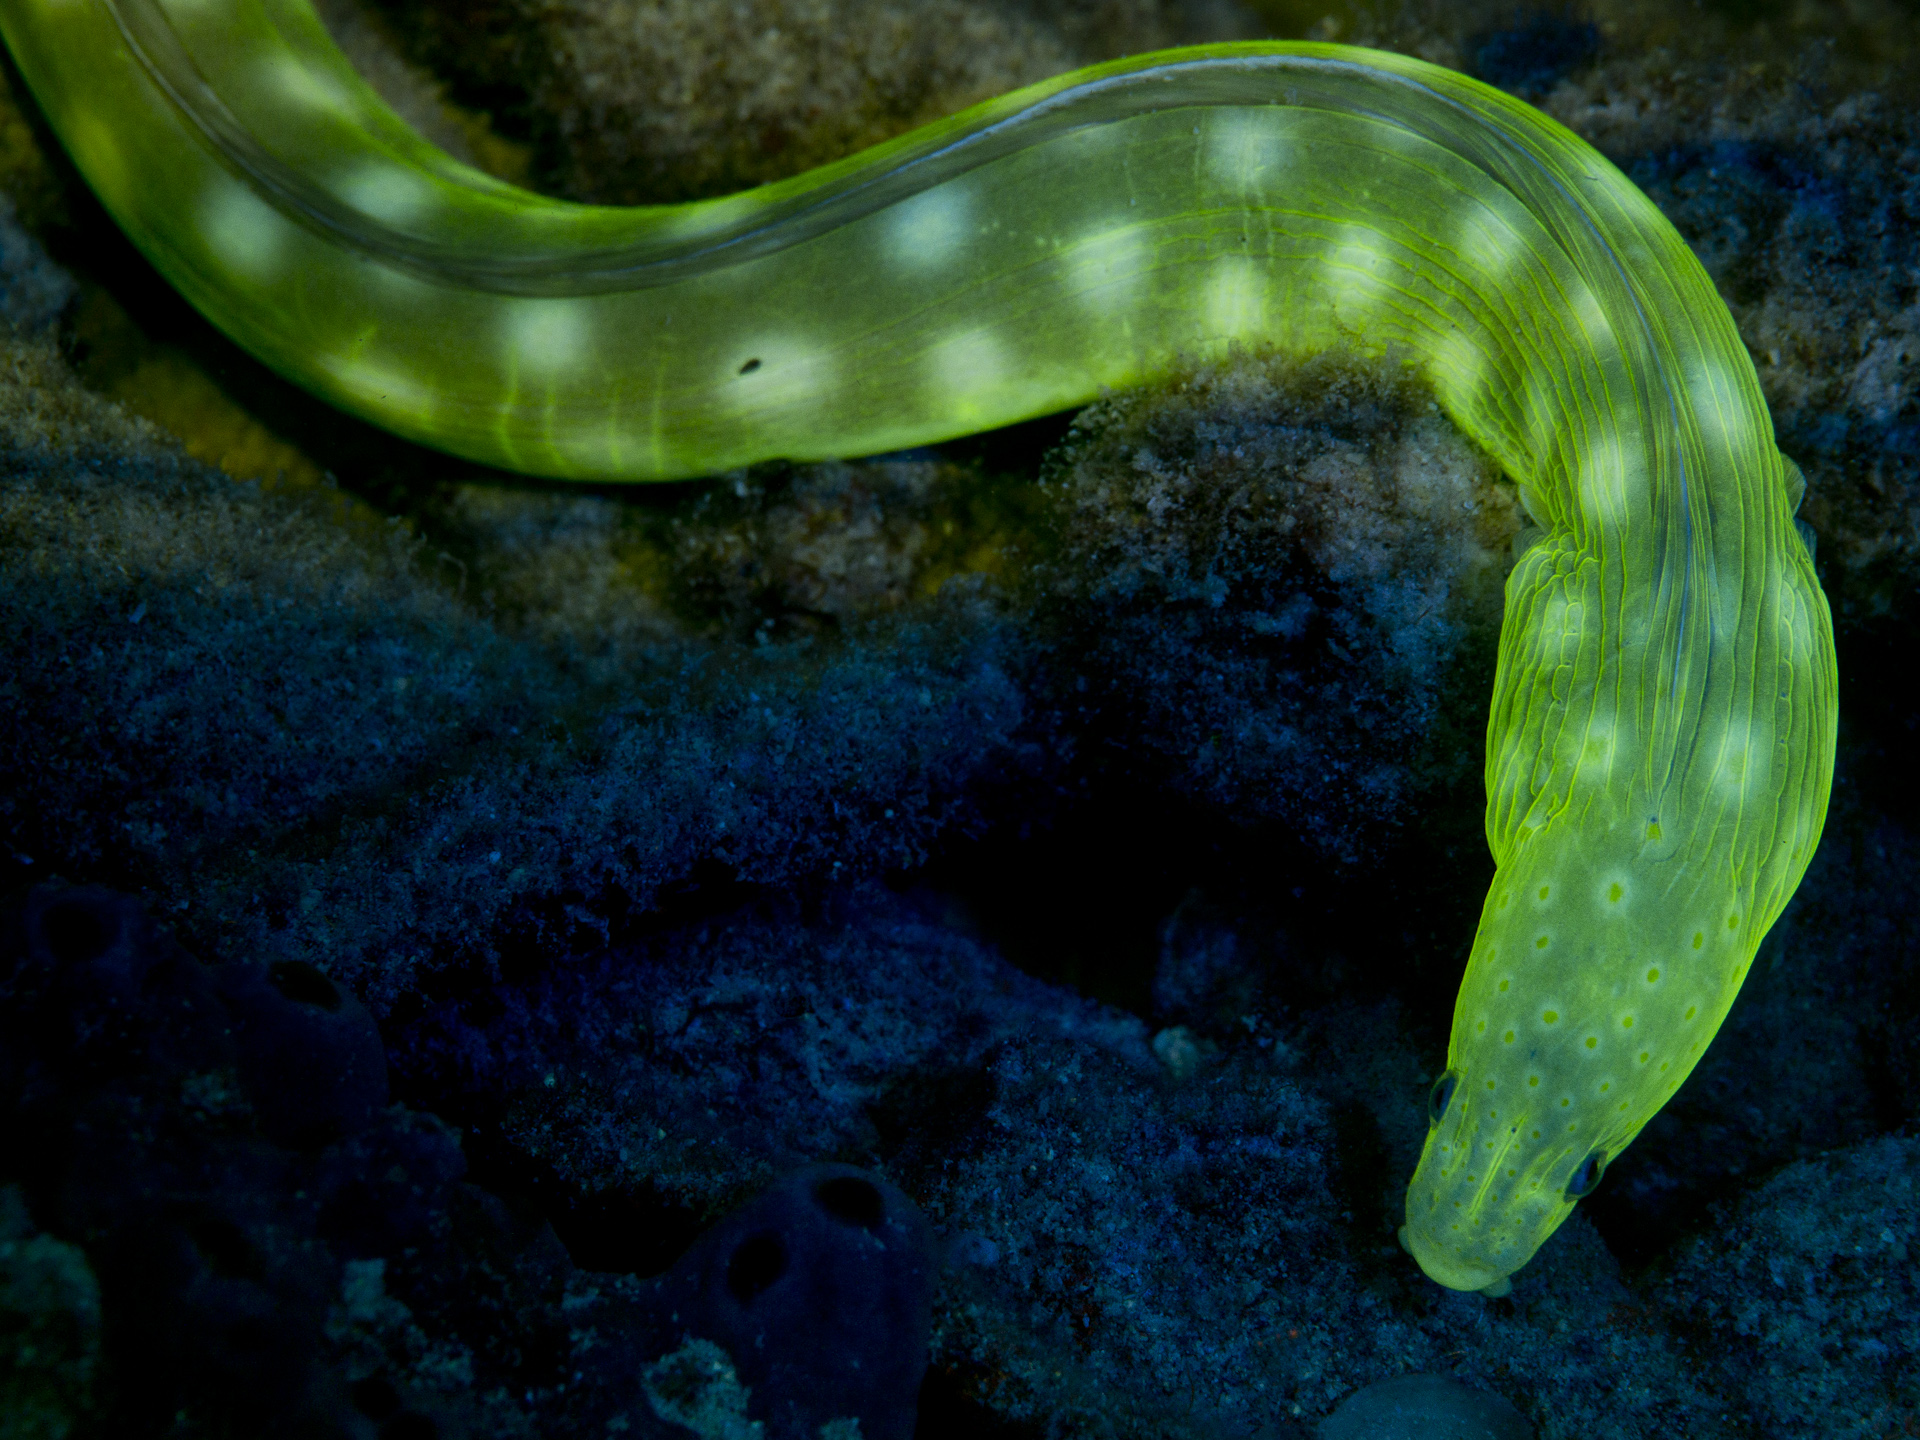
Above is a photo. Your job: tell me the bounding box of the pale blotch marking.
[317,350,437,426]
[335,160,438,226]
[925,328,1009,419]
[1711,565,1763,647]
[883,185,971,271]
[1454,208,1532,286]
[199,177,292,284]
[505,298,593,372]
[1060,121,1128,162]
[1685,353,1742,449]
[1204,257,1264,340]
[1575,431,1631,526]
[261,50,353,115]
[1535,592,1581,652]
[1320,221,1398,311]
[1713,714,1770,800]
[1205,109,1285,189]
[726,336,837,415]
[548,421,644,480]
[1572,711,1618,785]
[1068,225,1149,311]
[654,192,756,247]
[1568,281,1613,350]
[1427,326,1492,412]
[64,111,132,214]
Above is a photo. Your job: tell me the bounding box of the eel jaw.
[1397,1222,1514,1296]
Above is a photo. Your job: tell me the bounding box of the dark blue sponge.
[218,956,388,1149]
[644,1163,935,1440]
[1,889,935,1436]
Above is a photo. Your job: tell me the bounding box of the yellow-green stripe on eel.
[0,0,1838,1294]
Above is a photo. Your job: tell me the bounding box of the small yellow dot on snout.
[1646,968,1661,983]
[1608,883,1624,903]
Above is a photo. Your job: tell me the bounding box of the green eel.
[0,0,1838,1294]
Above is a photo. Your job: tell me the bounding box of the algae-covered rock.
[0,1188,101,1440]
[1654,1135,1920,1440]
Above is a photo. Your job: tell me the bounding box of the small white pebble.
[1153,1025,1208,1079]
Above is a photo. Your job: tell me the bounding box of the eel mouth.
[1398,1223,1513,1295]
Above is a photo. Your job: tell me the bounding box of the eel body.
[0,0,1838,1292]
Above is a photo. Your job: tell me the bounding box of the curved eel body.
[0,0,1838,1291]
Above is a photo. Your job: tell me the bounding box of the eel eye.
[1427,1070,1460,1126]
[1565,1148,1609,1199]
